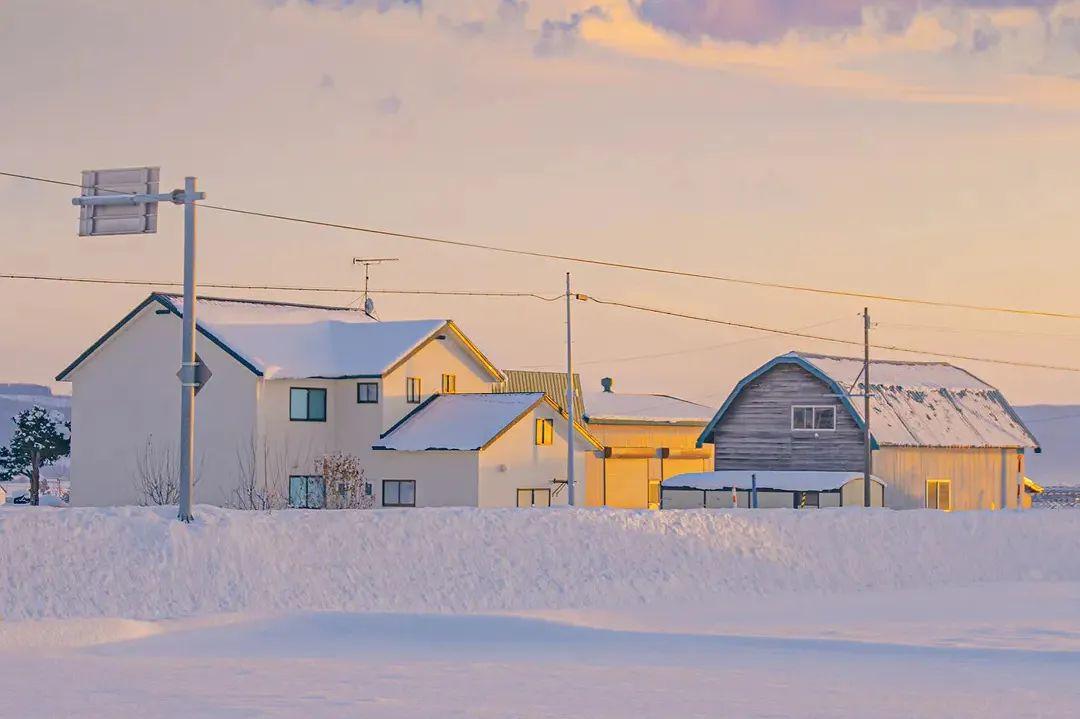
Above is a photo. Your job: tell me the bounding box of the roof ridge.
[793,350,955,368]
[154,292,361,313]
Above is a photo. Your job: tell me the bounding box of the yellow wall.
[874,446,1025,510]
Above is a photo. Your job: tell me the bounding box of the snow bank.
[1,506,1078,621]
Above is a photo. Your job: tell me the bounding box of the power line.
[877,320,1080,341]
[584,296,1080,373]
[0,273,563,301]
[4,169,1079,321]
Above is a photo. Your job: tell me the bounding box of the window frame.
[356,381,379,404]
[926,478,952,511]
[290,387,327,422]
[288,474,326,509]
[535,417,554,446]
[382,479,416,507]
[517,488,552,508]
[406,377,422,404]
[791,405,837,432]
[441,373,457,394]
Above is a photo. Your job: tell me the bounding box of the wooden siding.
[874,446,1024,510]
[711,364,865,472]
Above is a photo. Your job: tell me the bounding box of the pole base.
[177,511,194,523]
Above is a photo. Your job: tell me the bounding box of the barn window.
[926,479,952,511]
[791,405,836,431]
[517,488,551,508]
[535,418,554,445]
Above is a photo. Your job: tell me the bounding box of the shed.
[661,470,885,509]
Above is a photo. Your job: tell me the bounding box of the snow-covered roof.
[792,352,1039,449]
[57,294,503,382]
[584,392,713,425]
[662,470,884,492]
[699,351,1038,450]
[374,393,600,451]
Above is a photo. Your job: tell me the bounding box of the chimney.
[600,377,613,393]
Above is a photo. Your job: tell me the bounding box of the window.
[926,479,952,511]
[406,377,422,404]
[517,488,551,508]
[791,405,836,431]
[357,382,379,404]
[535,418,554,445]
[290,388,327,421]
[383,480,416,507]
[441,373,457,394]
[289,475,326,508]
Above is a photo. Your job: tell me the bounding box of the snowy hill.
[1015,405,1080,486]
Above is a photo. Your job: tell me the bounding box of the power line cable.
[4,169,1079,321]
[0,273,563,301]
[584,296,1080,373]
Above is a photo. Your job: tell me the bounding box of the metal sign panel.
[177,353,213,395]
[77,167,160,236]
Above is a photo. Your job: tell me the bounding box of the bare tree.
[231,434,292,511]
[133,435,201,506]
[321,451,373,510]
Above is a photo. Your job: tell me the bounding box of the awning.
[1024,476,1044,494]
[662,470,885,492]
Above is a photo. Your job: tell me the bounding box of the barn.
[689,352,1040,511]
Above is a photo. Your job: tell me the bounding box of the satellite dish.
[364,296,375,315]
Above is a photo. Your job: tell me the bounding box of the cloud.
[375,93,403,116]
[634,0,1065,44]
[534,5,608,56]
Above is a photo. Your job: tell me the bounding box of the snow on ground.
[2,506,1079,717]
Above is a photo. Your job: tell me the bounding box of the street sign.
[76,167,160,236]
[177,353,213,396]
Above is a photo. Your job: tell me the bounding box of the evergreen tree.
[0,406,71,506]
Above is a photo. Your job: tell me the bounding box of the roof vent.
[601,377,613,393]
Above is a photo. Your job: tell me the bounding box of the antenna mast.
[352,257,399,316]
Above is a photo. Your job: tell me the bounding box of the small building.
[661,470,885,509]
[373,392,599,507]
[494,372,714,508]
[693,352,1040,511]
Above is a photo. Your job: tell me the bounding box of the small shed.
[661,470,885,509]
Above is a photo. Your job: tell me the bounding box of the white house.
[57,293,596,509]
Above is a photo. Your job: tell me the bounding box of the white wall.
[67,304,259,507]
[478,402,590,508]
[365,450,480,507]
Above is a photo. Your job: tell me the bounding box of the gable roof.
[57,293,503,382]
[493,370,585,419]
[374,392,601,451]
[583,392,713,426]
[698,351,1039,450]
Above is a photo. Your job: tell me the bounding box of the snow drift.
[1,506,1078,621]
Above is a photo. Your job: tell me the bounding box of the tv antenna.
[352,257,399,317]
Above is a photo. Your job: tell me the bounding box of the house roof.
[698,351,1039,450]
[583,392,713,425]
[57,294,503,382]
[374,392,601,451]
[662,470,885,492]
[493,370,585,419]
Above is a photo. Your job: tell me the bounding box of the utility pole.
[72,168,207,523]
[177,177,199,523]
[565,272,576,506]
[863,307,873,508]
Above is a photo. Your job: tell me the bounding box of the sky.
[1,0,1079,407]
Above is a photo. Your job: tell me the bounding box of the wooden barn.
[688,352,1040,511]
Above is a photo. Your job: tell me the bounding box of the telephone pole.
[863,307,873,508]
[565,272,576,506]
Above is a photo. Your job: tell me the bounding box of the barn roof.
[57,294,503,382]
[373,392,600,451]
[698,351,1039,450]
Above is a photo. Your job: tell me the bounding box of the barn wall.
[711,364,865,472]
[874,446,1023,510]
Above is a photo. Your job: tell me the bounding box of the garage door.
[604,458,650,509]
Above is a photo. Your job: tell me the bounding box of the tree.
[0,406,71,506]
[320,451,373,510]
